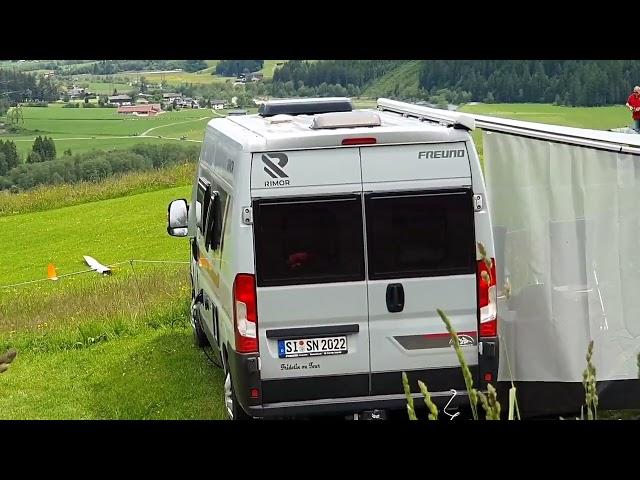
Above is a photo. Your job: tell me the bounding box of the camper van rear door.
[254,190,371,403]
[360,144,479,395]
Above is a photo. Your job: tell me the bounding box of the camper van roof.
[210,106,469,152]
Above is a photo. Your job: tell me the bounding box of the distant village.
[58,70,265,117]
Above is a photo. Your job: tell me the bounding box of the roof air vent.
[267,114,295,124]
[311,111,382,130]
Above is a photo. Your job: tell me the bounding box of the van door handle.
[386,283,404,313]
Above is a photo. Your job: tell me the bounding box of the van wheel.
[191,306,209,348]
[223,363,252,420]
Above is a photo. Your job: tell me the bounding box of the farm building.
[162,93,182,102]
[117,104,163,116]
[67,85,86,100]
[108,94,133,106]
[211,100,225,110]
[180,97,200,109]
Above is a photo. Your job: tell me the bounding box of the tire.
[223,356,253,421]
[191,304,209,348]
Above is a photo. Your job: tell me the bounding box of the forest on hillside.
[270,60,640,106]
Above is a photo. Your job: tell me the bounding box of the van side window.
[220,197,232,255]
[196,178,211,235]
[365,189,475,280]
[253,195,365,287]
[205,185,229,252]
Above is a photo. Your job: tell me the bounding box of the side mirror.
[167,199,189,237]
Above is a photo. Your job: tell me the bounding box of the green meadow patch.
[0,185,190,285]
[0,326,225,419]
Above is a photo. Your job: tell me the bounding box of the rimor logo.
[418,149,465,159]
[262,153,290,187]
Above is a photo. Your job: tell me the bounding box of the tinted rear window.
[365,189,475,280]
[253,195,365,287]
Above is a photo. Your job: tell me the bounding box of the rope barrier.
[0,259,190,289]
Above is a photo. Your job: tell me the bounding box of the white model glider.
[83,255,112,275]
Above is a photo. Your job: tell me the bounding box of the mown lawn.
[1,105,256,156]
[0,326,225,419]
[0,185,191,285]
[0,180,226,420]
[459,103,631,130]
[457,103,633,165]
[12,105,218,137]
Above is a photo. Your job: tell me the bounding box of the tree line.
[26,136,56,163]
[0,140,20,176]
[0,69,59,112]
[267,60,640,106]
[0,142,200,191]
[215,60,264,77]
[418,60,640,106]
[273,60,403,89]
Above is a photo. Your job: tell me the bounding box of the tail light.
[233,273,258,353]
[341,137,377,145]
[477,259,497,337]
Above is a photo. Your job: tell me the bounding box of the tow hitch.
[348,409,388,420]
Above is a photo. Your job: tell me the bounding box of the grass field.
[12,104,216,136]
[73,60,287,86]
[0,176,225,419]
[459,103,632,130]
[84,82,132,95]
[0,185,190,285]
[260,60,287,79]
[458,103,634,164]
[111,70,235,86]
[0,324,225,419]
[0,162,195,217]
[1,105,236,157]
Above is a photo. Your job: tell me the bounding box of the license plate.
[278,336,347,358]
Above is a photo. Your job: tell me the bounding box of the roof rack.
[377,98,475,131]
[259,97,353,117]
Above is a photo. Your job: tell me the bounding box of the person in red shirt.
[625,86,640,133]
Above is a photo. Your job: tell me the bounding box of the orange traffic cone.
[47,263,58,281]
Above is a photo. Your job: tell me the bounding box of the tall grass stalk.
[437,308,479,420]
[582,340,598,420]
[0,162,194,217]
[418,380,438,420]
[402,372,418,420]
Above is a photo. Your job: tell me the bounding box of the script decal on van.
[418,149,465,159]
[262,153,291,187]
[281,361,321,371]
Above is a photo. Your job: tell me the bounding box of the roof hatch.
[310,111,382,130]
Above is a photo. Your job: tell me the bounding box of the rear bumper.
[247,390,472,418]
[227,338,499,419]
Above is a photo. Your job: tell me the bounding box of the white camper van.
[166,97,498,419]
